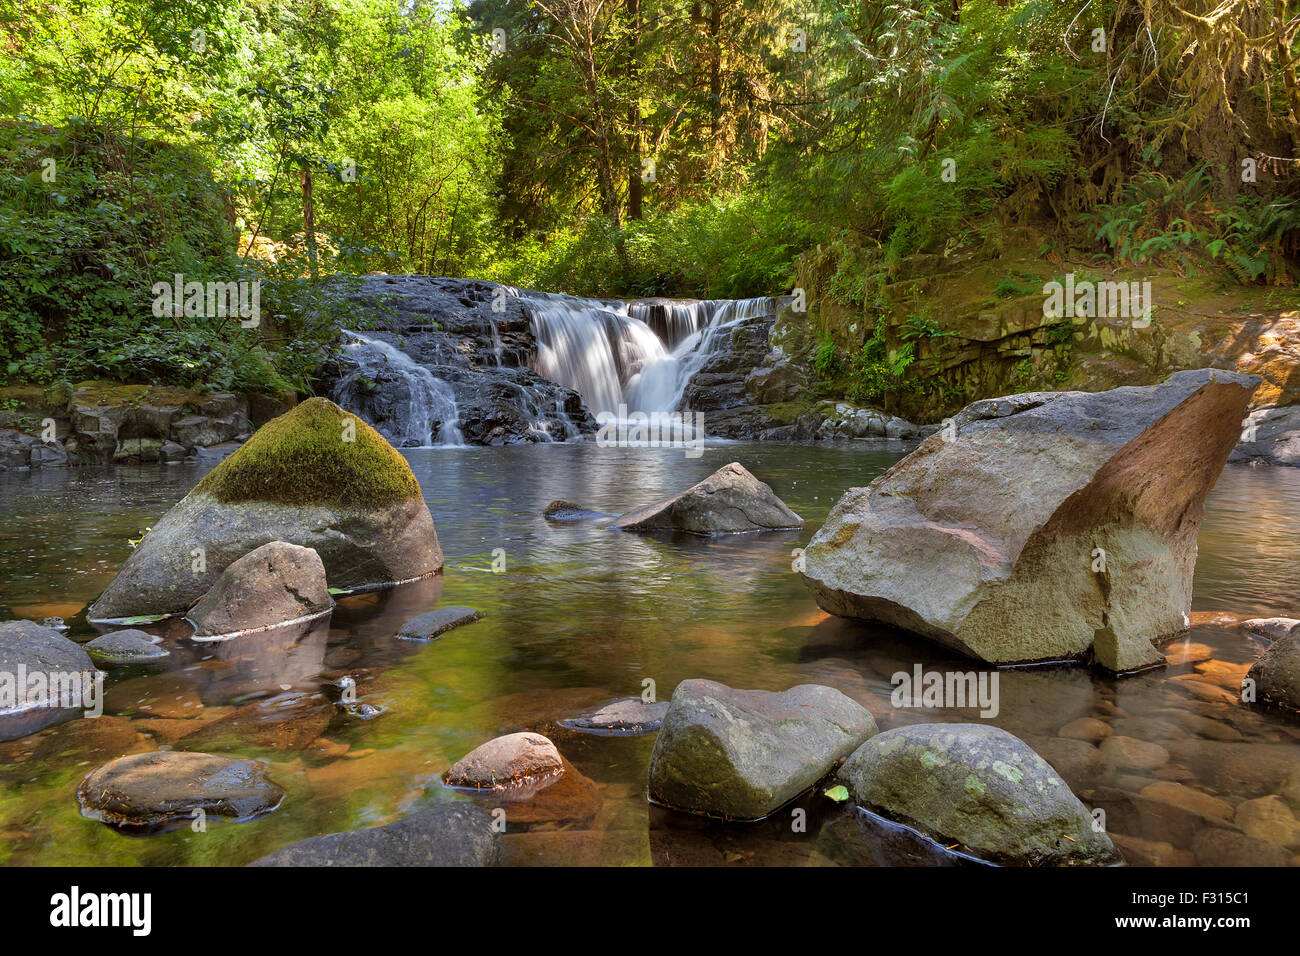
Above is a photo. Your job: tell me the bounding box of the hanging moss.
[194,398,421,508]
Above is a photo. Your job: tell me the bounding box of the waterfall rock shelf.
[800,370,1260,672]
[323,276,793,446]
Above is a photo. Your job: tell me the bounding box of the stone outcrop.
[614,461,803,534]
[87,398,441,622]
[839,723,1121,866]
[188,541,333,639]
[647,679,877,821]
[801,370,1259,671]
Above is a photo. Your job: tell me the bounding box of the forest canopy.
[0,0,1297,390]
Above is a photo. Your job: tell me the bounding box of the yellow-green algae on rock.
[194,398,421,509]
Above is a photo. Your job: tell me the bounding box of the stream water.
[1,443,1297,866]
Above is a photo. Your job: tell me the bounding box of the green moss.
[194,398,421,508]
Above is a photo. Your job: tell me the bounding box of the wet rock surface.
[559,698,669,735]
[1247,631,1300,715]
[396,606,483,641]
[77,751,284,830]
[84,629,169,665]
[443,732,565,789]
[648,679,877,821]
[251,803,502,867]
[840,723,1121,866]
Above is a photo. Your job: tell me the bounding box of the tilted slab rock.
[840,723,1120,866]
[188,541,333,639]
[801,370,1259,671]
[614,461,802,534]
[0,620,100,741]
[648,679,877,821]
[88,398,441,622]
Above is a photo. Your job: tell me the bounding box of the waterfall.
[335,331,464,447]
[509,289,786,420]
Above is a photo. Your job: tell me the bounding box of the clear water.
[0,444,1297,866]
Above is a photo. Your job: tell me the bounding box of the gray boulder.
[84,629,169,665]
[1247,632,1300,715]
[1231,404,1300,466]
[840,723,1121,866]
[647,679,877,821]
[396,606,483,641]
[250,803,502,867]
[614,462,802,534]
[1241,617,1300,641]
[188,541,333,639]
[801,370,1259,671]
[77,751,284,830]
[0,620,99,741]
[87,398,442,623]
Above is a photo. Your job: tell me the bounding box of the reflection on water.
[0,444,1297,866]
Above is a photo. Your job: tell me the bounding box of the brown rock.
[1100,735,1170,772]
[443,732,564,789]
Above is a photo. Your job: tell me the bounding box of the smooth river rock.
[1241,617,1300,641]
[559,697,670,735]
[250,803,502,866]
[614,461,803,534]
[87,398,441,622]
[396,606,483,641]
[800,370,1259,671]
[188,541,333,639]
[84,629,169,665]
[647,679,877,821]
[1247,631,1300,715]
[77,751,284,830]
[839,723,1121,866]
[0,620,99,741]
[443,732,565,789]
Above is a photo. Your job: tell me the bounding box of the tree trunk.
[301,165,318,279]
[627,0,643,220]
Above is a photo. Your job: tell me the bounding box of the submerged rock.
[188,541,333,638]
[559,697,669,735]
[0,620,100,741]
[542,499,604,521]
[614,462,802,534]
[250,803,502,866]
[647,679,877,821]
[77,751,284,830]
[84,629,169,665]
[396,606,483,641]
[1247,631,1300,715]
[839,723,1120,866]
[87,398,442,622]
[801,370,1259,671]
[443,732,564,790]
[1241,617,1300,641]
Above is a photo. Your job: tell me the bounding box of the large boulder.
[647,679,877,821]
[250,803,502,867]
[0,620,100,741]
[188,541,333,639]
[801,370,1259,671]
[87,398,441,622]
[76,751,284,830]
[1247,631,1300,715]
[614,462,802,534]
[840,723,1121,866]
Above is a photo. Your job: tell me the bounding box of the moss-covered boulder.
[840,723,1120,866]
[87,398,441,622]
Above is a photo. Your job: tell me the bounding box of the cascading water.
[334,331,464,447]
[509,288,786,422]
